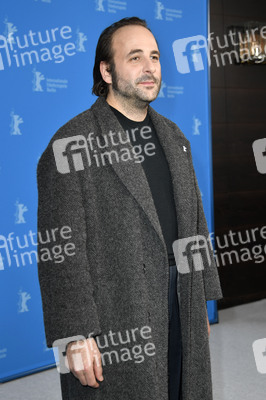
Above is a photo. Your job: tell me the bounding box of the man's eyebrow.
[151,50,160,57]
[126,49,160,57]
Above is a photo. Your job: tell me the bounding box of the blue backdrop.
[0,0,217,382]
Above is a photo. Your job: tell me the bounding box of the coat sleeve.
[192,166,223,301]
[36,141,101,348]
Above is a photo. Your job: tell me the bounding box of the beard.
[110,62,161,108]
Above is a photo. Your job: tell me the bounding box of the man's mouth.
[138,81,156,86]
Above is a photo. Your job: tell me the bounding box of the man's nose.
[142,57,156,74]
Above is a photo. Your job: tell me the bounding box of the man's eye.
[151,56,159,61]
[131,56,139,61]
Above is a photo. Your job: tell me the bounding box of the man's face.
[108,25,162,106]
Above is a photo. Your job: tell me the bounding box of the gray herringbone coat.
[37,96,223,400]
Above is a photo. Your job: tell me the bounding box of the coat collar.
[90,96,194,251]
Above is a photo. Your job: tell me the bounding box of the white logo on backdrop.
[154,0,182,21]
[155,1,164,20]
[0,348,7,359]
[32,68,45,91]
[18,289,31,313]
[10,110,23,135]
[95,0,127,13]
[3,17,17,44]
[32,67,68,93]
[76,28,87,52]
[95,0,105,11]
[158,80,184,98]
[14,200,28,224]
[158,81,167,97]
[34,0,52,3]
[192,115,202,135]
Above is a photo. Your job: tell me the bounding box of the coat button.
[143,263,146,273]
[148,311,151,322]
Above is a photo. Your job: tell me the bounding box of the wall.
[210,0,266,308]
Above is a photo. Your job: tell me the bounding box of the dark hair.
[92,17,152,98]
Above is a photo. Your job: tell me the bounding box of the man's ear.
[100,61,112,84]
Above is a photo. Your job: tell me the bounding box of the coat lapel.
[91,97,194,250]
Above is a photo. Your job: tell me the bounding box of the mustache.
[136,75,159,84]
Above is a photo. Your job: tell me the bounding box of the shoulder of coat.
[148,105,190,145]
[37,105,96,167]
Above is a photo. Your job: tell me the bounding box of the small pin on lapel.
[183,146,187,152]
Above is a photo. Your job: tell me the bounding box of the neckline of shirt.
[108,104,150,127]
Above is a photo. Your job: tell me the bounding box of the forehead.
[111,25,158,56]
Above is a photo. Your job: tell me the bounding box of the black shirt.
[109,105,178,266]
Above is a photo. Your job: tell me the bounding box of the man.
[37,17,222,400]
